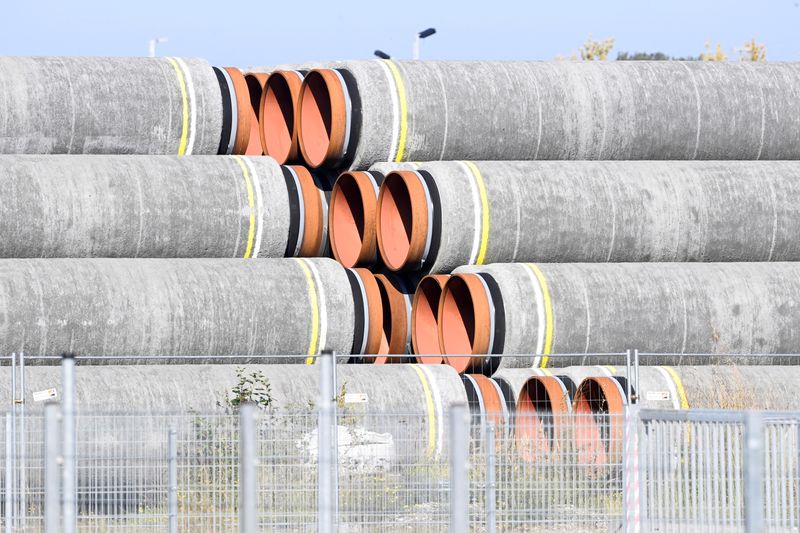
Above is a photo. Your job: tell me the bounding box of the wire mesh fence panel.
[7,406,800,531]
[6,412,46,532]
[336,411,450,532]
[640,414,748,531]
[257,411,317,530]
[763,418,800,531]
[478,413,624,532]
[175,413,240,532]
[638,412,800,531]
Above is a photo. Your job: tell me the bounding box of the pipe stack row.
[5,56,800,416]
[262,59,800,415]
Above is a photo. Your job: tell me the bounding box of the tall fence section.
[0,354,795,532]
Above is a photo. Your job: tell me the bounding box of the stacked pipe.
[294,61,800,169]
[6,54,800,423]
[0,258,383,360]
[287,61,800,430]
[0,155,334,258]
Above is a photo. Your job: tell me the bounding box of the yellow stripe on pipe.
[232,156,256,259]
[463,161,490,265]
[165,57,190,156]
[384,60,408,162]
[605,365,617,374]
[411,365,437,456]
[662,366,689,409]
[526,263,554,368]
[294,258,320,363]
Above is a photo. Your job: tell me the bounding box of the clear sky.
[1,0,798,67]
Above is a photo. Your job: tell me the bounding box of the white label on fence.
[32,388,57,402]
[646,390,671,401]
[344,393,368,404]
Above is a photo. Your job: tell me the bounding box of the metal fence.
[4,408,798,531]
[0,354,798,531]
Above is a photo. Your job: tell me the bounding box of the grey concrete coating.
[319,60,800,169]
[0,56,223,154]
[402,160,800,274]
[453,262,800,370]
[0,363,466,413]
[0,258,356,359]
[0,155,296,258]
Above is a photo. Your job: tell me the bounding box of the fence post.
[317,351,337,533]
[449,403,469,532]
[168,427,177,533]
[239,403,257,533]
[18,352,26,529]
[622,404,641,533]
[4,412,13,533]
[744,412,764,533]
[485,422,496,533]
[9,353,15,532]
[61,354,76,533]
[44,402,61,533]
[625,349,633,403]
[633,349,641,403]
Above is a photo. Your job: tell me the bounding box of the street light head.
[418,28,436,39]
[374,50,391,59]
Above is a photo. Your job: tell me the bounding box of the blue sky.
[1,0,798,66]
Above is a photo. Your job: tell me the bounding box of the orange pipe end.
[412,274,450,363]
[260,70,304,164]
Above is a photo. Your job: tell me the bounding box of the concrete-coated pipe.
[287,165,336,258]
[260,70,306,164]
[224,67,252,155]
[571,365,800,468]
[514,374,572,461]
[0,155,338,259]
[0,56,224,155]
[462,373,511,432]
[370,271,420,360]
[212,66,237,155]
[0,258,382,358]
[243,73,268,155]
[328,163,420,268]
[441,262,800,374]
[297,60,800,169]
[377,161,800,273]
[1,363,466,415]
[0,363,467,498]
[581,365,800,412]
[411,274,449,363]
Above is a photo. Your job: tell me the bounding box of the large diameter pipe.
[297,60,800,169]
[376,161,800,273]
[462,374,511,432]
[571,366,800,469]
[370,271,420,360]
[260,70,306,164]
[0,155,334,259]
[243,73,268,155]
[0,56,223,155]
[328,162,420,268]
[1,364,467,496]
[440,262,800,373]
[0,258,382,358]
[0,363,466,414]
[411,274,449,363]
[577,365,800,412]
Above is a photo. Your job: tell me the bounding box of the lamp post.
[413,28,436,60]
[148,37,168,58]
